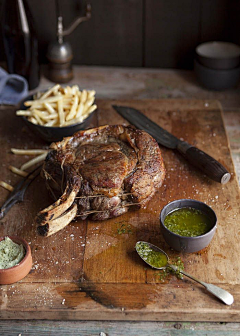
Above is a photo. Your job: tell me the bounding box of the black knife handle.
[177,142,231,184]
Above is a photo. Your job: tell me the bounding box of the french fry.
[21,152,48,171]
[86,104,97,114]
[33,109,48,119]
[11,148,48,155]
[76,102,84,119]
[44,102,56,114]
[9,166,28,177]
[85,96,95,108]
[58,98,64,126]
[45,119,58,127]
[82,97,95,115]
[0,181,14,192]
[87,90,96,99]
[71,85,79,95]
[29,117,38,124]
[24,96,62,106]
[64,118,81,126]
[39,113,58,121]
[40,84,60,100]
[80,90,87,104]
[66,95,78,121]
[32,111,44,125]
[16,110,32,116]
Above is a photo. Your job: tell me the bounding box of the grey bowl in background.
[195,41,240,70]
[194,59,240,90]
[160,199,217,253]
[19,94,96,143]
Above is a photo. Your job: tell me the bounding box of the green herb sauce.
[164,207,212,237]
[157,256,185,281]
[136,242,168,268]
[0,237,25,269]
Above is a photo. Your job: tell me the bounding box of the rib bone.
[35,176,81,225]
[37,203,78,237]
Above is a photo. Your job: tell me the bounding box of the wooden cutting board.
[0,99,239,321]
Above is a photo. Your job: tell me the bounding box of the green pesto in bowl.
[164,207,212,237]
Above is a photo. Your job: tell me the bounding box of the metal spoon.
[135,241,234,305]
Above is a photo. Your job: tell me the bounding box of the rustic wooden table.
[0,66,240,335]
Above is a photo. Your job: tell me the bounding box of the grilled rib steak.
[36,125,165,236]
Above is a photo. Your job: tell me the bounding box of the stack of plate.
[194,41,240,90]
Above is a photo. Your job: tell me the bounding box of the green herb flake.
[117,224,132,235]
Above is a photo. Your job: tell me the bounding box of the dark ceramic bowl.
[160,199,217,253]
[195,41,240,70]
[0,236,32,285]
[19,94,96,143]
[194,59,240,90]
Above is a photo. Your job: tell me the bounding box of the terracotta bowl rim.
[0,235,31,273]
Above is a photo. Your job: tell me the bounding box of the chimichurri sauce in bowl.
[160,199,217,253]
[164,207,212,237]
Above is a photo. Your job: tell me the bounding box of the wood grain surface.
[0,99,239,321]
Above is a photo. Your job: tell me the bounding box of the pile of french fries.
[16,84,97,127]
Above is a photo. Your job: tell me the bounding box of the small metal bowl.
[195,41,240,70]
[0,236,32,285]
[160,199,217,253]
[18,94,96,143]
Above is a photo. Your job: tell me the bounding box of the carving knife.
[112,105,230,184]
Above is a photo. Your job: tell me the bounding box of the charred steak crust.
[36,125,165,236]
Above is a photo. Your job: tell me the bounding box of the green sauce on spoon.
[136,241,168,268]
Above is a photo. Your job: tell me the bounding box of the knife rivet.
[221,173,231,184]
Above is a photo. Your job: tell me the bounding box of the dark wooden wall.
[0,0,240,69]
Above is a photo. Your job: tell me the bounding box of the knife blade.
[112,105,230,184]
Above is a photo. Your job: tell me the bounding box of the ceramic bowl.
[0,236,32,285]
[18,94,96,143]
[160,199,217,253]
[194,59,240,90]
[195,41,240,70]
